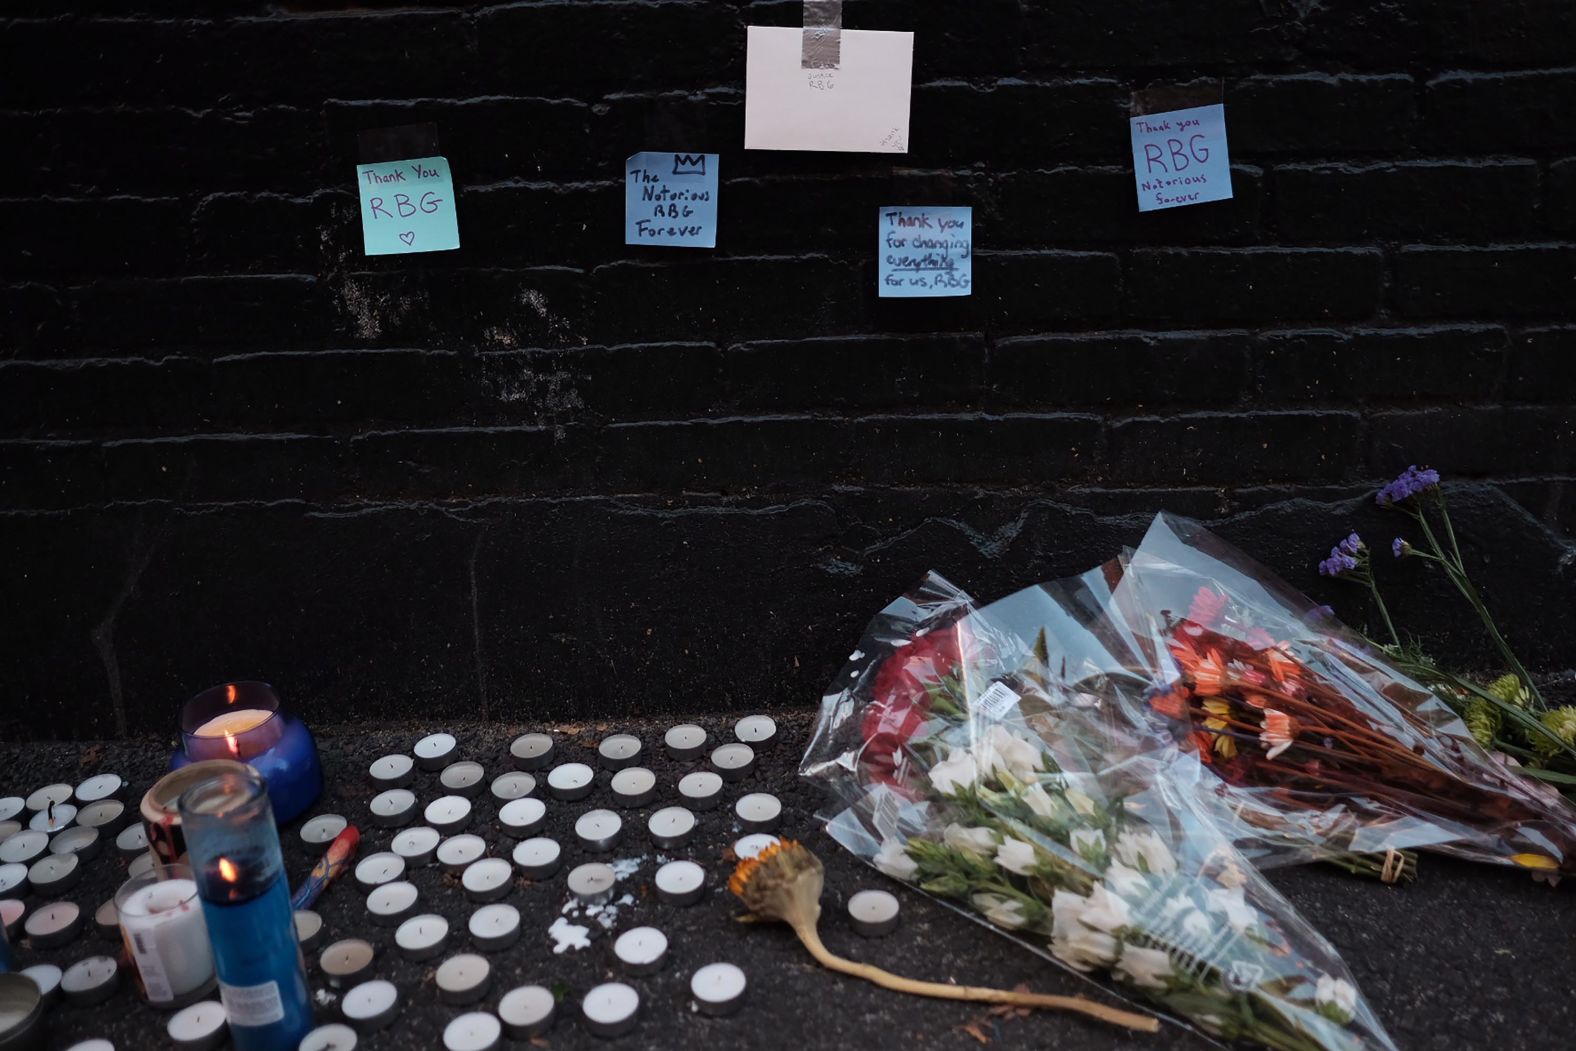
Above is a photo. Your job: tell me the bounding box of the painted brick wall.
[2,2,1574,738]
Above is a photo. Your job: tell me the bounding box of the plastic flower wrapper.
[803,572,1398,1051]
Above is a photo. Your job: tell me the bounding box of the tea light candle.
[443,1012,501,1051]
[0,864,26,898]
[574,809,622,852]
[710,744,755,782]
[353,852,405,889]
[424,795,473,834]
[299,1024,358,1051]
[21,962,61,1006]
[545,763,594,802]
[26,784,73,812]
[64,1041,113,1051]
[394,914,449,962]
[94,899,119,937]
[341,979,400,1033]
[598,734,642,771]
[664,724,707,761]
[511,837,561,880]
[28,853,80,895]
[26,900,83,948]
[0,820,19,843]
[300,814,348,845]
[609,767,656,808]
[61,955,121,1006]
[733,834,779,860]
[0,798,22,823]
[75,774,126,804]
[461,858,513,903]
[490,772,535,802]
[413,732,458,771]
[49,825,101,860]
[369,753,416,788]
[567,862,616,905]
[677,771,723,810]
[436,834,487,874]
[498,984,556,1039]
[366,881,419,926]
[391,825,441,866]
[581,982,639,1038]
[613,926,668,975]
[435,953,491,1006]
[440,762,487,799]
[167,999,228,1051]
[78,800,128,833]
[114,823,148,855]
[319,939,376,989]
[294,910,324,953]
[467,903,521,952]
[30,802,76,835]
[647,807,697,850]
[654,860,705,907]
[734,793,782,834]
[497,797,546,838]
[509,733,555,771]
[127,851,157,878]
[848,889,900,937]
[369,789,417,829]
[690,962,746,1017]
[2,898,27,940]
[735,714,778,748]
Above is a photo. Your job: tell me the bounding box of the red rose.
[859,623,967,787]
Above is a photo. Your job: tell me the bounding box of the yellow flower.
[1202,698,1231,732]
[1510,853,1559,871]
[1213,734,1238,759]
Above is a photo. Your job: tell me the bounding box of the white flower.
[1020,783,1058,819]
[1065,789,1098,818]
[1079,882,1132,932]
[1070,827,1105,860]
[1206,885,1258,933]
[929,747,978,796]
[1052,927,1118,972]
[972,893,1028,929]
[1181,908,1213,941]
[977,725,1044,781]
[942,823,998,856]
[995,836,1038,876]
[1103,862,1149,900]
[873,837,917,881]
[1115,945,1174,989]
[1113,830,1177,876]
[1315,974,1357,1022]
[1051,889,1087,939]
[1158,892,1193,920]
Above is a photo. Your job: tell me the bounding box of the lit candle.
[677,771,723,810]
[612,926,668,975]
[27,853,81,896]
[29,801,76,835]
[352,852,405,890]
[368,789,417,829]
[440,762,487,799]
[489,772,535,802]
[733,834,779,860]
[647,807,697,850]
[299,1023,359,1051]
[654,860,706,907]
[435,834,487,875]
[176,683,322,824]
[509,733,555,771]
[690,963,746,1017]
[25,900,84,948]
[77,800,127,833]
[610,767,657,808]
[511,837,561,880]
[394,914,449,962]
[341,979,400,1033]
[319,939,376,989]
[435,953,491,1006]
[293,910,323,953]
[574,810,623,852]
[598,734,642,771]
[116,866,215,1007]
[847,889,900,937]
[443,1012,501,1051]
[498,984,556,1040]
[26,784,74,813]
[566,863,616,906]
[299,814,348,846]
[167,999,229,1051]
[734,714,778,748]
[545,763,594,802]
[467,903,521,952]
[461,858,514,903]
[497,798,546,839]
[366,881,419,926]
[189,706,279,762]
[581,982,640,1038]
[0,864,25,898]
[391,826,441,867]
[424,795,472,835]
[710,744,755,782]
[369,754,416,789]
[49,825,101,860]
[60,955,121,1007]
[75,774,126,804]
[734,793,783,834]
[664,724,708,761]
[413,733,458,771]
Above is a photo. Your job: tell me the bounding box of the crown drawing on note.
[671,154,708,176]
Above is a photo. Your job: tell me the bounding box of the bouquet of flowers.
[803,573,1398,1051]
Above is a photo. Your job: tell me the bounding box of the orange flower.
[1191,650,1228,694]
[1150,688,1187,721]
[1260,709,1295,760]
[1265,644,1299,685]
[1191,731,1216,764]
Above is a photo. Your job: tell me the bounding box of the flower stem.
[1364,575,1400,648]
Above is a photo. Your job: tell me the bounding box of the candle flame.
[226,683,237,704]
[218,856,239,882]
[226,733,240,756]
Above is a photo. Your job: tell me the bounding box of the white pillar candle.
[443,1012,501,1051]
[847,888,901,937]
[0,797,23,823]
[566,862,616,905]
[391,825,441,866]
[353,852,405,889]
[436,835,487,874]
[369,753,416,788]
[61,955,121,1007]
[94,898,119,938]
[612,926,668,975]
[498,984,556,1040]
[647,807,697,850]
[609,767,656,808]
[497,798,546,839]
[395,913,450,962]
[424,795,473,835]
[461,858,514,903]
[0,864,26,898]
[413,732,458,771]
[366,881,419,926]
[733,834,779,860]
[119,876,214,1003]
[581,982,639,1038]
[114,824,147,855]
[545,763,594,802]
[26,784,73,812]
[74,774,125,804]
[294,910,324,953]
[25,900,83,949]
[663,724,708,761]
[341,979,400,1033]
[574,809,623,852]
[709,743,755,782]
[690,962,747,1017]
[734,793,783,834]
[435,953,491,1006]
[597,734,642,771]
[369,789,417,829]
[440,761,487,799]
[654,860,706,907]
[49,826,101,860]
[489,772,535,802]
[28,853,80,895]
[167,1000,228,1051]
[511,837,561,880]
[319,939,376,989]
[1,897,25,939]
[300,814,347,845]
[467,903,521,952]
[734,714,778,748]
[77,800,127,832]
[677,771,723,810]
[20,962,62,1006]
[509,733,555,771]
[299,1023,358,1051]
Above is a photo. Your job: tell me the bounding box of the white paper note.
[744,26,914,154]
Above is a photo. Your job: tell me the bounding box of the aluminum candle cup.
[412,733,458,772]
[545,763,593,802]
[460,859,513,903]
[612,926,668,976]
[60,956,121,1007]
[299,1023,358,1051]
[141,760,250,867]
[30,802,77,835]
[734,793,783,834]
[128,852,157,879]
[708,744,755,782]
[319,940,375,989]
[609,768,656,808]
[340,980,400,1033]
[366,882,419,927]
[77,800,128,834]
[663,724,707,761]
[733,834,779,860]
[116,864,216,1009]
[498,985,556,1040]
[511,838,562,880]
[443,1013,501,1051]
[734,715,777,749]
[0,832,48,866]
[175,681,323,824]
[368,790,417,829]
[497,798,546,839]
[467,904,521,952]
[690,963,746,1017]
[0,822,19,844]
[391,826,441,867]
[26,853,77,895]
[292,911,323,954]
[677,771,723,810]
[94,899,120,938]
[509,733,555,771]
[353,852,405,889]
[18,964,59,1007]
[0,799,22,823]
[24,901,83,949]
[574,810,622,853]
[424,796,472,835]
[847,889,900,937]
[440,762,486,800]
[394,914,449,962]
[436,835,487,875]
[567,863,616,906]
[489,773,535,803]
[581,982,639,1038]
[1,900,26,941]
[75,774,126,805]
[654,860,706,907]
[166,999,228,1051]
[299,815,347,846]
[368,754,415,789]
[597,734,641,771]
[115,824,148,856]
[0,973,46,1051]
[0,867,24,899]
[25,785,72,813]
[647,807,697,850]
[435,954,491,1006]
[49,826,101,861]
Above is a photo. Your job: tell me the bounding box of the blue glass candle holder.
[179,768,313,1051]
[170,682,322,825]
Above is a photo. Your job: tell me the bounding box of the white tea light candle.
[498,984,556,1039]
[0,820,19,843]
[677,771,723,810]
[647,807,697,850]
[114,823,148,855]
[613,926,668,975]
[609,767,656,808]
[733,834,779,860]
[511,837,561,880]
[369,754,416,788]
[597,734,642,771]
[497,797,546,838]
[20,962,61,1006]
[0,798,22,823]
[440,762,486,799]
[77,800,127,832]
[734,714,777,748]
[690,962,746,1016]
[26,784,73,812]
[366,881,419,926]
[30,802,77,835]
[413,732,458,771]
[0,864,25,898]
[654,860,706,907]
[574,809,623,852]
[734,793,782,834]
[391,825,441,866]
[61,955,120,1007]
[509,733,555,771]
[545,763,594,802]
[127,851,157,879]
[341,979,400,1033]
[847,888,900,937]
[663,724,707,761]
[353,852,405,889]
[369,789,417,829]
[319,939,376,989]
[581,982,639,1038]
[461,858,513,903]
[49,826,101,860]
[489,772,535,802]
[0,831,48,865]
[0,898,25,940]
[75,774,125,804]
[436,834,487,874]
[443,1012,501,1051]
[567,862,616,905]
[709,743,755,782]
[424,795,473,835]
[435,953,491,1006]
[167,999,228,1051]
[94,899,119,937]
[299,1023,359,1051]
[394,914,449,962]
[27,853,80,895]
[293,910,324,953]
[467,903,521,952]
[299,814,347,845]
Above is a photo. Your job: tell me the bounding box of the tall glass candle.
[179,768,312,1051]
[175,682,322,824]
[116,864,216,1009]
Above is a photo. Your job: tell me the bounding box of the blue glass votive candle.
[172,682,322,824]
[179,768,313,1051]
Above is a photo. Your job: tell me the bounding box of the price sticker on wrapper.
[975,681,1021,720]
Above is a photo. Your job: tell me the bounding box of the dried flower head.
[729,839,825,929]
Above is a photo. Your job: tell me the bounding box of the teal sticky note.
[879,206,973,297]
[356,155,460,255]
[625,152,719,248]
[1130,104,1233,212]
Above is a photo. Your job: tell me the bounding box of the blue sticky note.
[879,206,972,298]
[355,155,460,255]
[625,152,719,248]
[1130,104,1233,212]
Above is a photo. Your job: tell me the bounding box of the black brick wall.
[3,3,1574,739]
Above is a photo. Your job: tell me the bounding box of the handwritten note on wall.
[356,155,460,255]
[744,26,914,153]
[1129,104,1233,212]
[879,207,972,298]
[624,152,719,249]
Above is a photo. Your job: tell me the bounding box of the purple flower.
[1318,547,1360,578]
[1338,532,1363,556]
[1376,465,1441,507]
[1392,537,1411,558]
